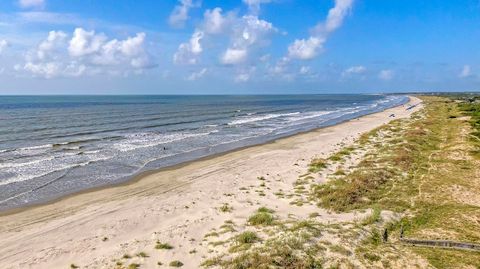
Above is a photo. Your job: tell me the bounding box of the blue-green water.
[0,94,408,210]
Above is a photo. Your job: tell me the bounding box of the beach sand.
[0,97,422,269]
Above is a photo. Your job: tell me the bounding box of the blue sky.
[0,0,479,94]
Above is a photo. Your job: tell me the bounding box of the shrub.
[236,231,259,244]
[155,241,173,250]
[169,260,184,267]
[248,208,275,226]
[309,158,328,172]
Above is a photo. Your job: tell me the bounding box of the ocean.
[0,94,408,210]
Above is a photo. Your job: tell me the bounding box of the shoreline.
[0,96,422,269]
[0,97,410,216]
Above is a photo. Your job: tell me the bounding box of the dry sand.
[0,97,422,269]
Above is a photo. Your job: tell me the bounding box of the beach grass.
[169,260,184,267]
[247,207,275,226]
[201,95,480,268]
[155,241,173,250]
[311,96,480,267]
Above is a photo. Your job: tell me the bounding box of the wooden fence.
[400,238,480,251]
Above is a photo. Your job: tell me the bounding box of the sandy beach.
[0,97,422,269]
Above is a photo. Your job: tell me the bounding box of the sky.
[0,0,479,94]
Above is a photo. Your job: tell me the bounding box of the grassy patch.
[169,260,184,267]
[236,231,259,244]
[219,203,233,213]
[248,207,275,226]
[155,241,173,250]
[361,206,382,226]
[309,158,328,172]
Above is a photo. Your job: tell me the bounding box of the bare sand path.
[0,97,422,269]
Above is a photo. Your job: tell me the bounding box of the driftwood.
[400,238,480,251]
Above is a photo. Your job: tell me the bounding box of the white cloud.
[299,66,310,75]
[342,65,366,76]
[378,69,394,81]
[270,57,289,74]
[173,2,276,67]
[0,40,8,54]
[287,37,324,60]
[173,30,204,65]
[23,61,85,78]
[221,15,276,65]
[259,54,270,62]
[459,65,471,78]
[187,68,207,80]
[36,30,67,59]
[68,28,106,57]
[288,0,354,60]
[324,0,354,33]
[243,0,272,15]
[18,0,44,9]
[68,28,153,68]
[234,15,275,48]
[203,8,227,34]
[221,48,247,65]
[169,0,199,28]
[234,67,256,82]
[20,28,154,78]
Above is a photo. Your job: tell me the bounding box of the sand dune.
[0,97,422,269]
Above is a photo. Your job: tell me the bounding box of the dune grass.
[155,241,173,250]
[169,260,183,267]
[201,96,480,268]
[247,207,275,226]
[309,96,480,268]
[308,158,328,172]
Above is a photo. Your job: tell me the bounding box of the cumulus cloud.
[35,30,67,59]
[378,69,394,81]
[288,37,325,60]
[0,40,8,54]
[173,30,204,65]
[20,28,154,78]
[243,0,272,15]
[175,5,276,67]
[220,15,276,65]
[234,67,256,82]
[187,68,207,80]
[459,65,472,78]
[169,0,199,28]
[342,65,366,76]
[323,0,354,33]
[203,8,228,34]
[288,0,354,60]
[221,48,247,65]
[68,28,106,57]
[18,0,44,9]
[299,66,311,75]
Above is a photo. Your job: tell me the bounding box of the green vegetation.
[309,96,480,268]
[457,96,480,157]
[155,241,173,250]
[169,260,184,267]
[308,158,328,172]
[361,206,382,226]
[219,203,233,213]
[136,252,149,258]
[247,207,275,226]
[235,231,259,244]
[328,146,355,162]
[200,95,480,269]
